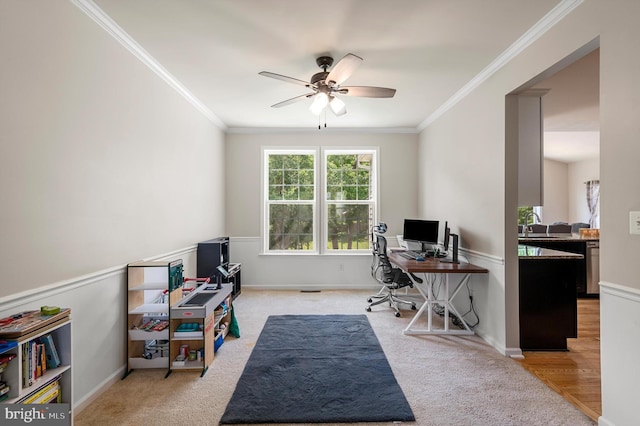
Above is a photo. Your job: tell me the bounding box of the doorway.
[510,42,601,420]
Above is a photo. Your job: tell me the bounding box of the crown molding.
[417,0,584,132]
[71,0,227,131]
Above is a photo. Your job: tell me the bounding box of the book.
[41,387,61,403]
[31,382,60,404]
[40,334,60,369]
[21,378,59,404]
[22,342,33,387]
[36,343,42,377]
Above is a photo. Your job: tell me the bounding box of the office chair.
[366,233,417,317]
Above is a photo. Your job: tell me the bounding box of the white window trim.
[261,147,319,254]
[322,147,379,254]
[261,146,379,255]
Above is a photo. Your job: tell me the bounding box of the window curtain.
[586,180,600,228]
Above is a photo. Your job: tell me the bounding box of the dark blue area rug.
[220,314,415,424]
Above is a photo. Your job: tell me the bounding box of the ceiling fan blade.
[259,71,312,87]
[271,93,316,108]
[324,53,362,87]
[338,86,396,98]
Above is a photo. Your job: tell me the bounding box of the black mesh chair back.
[376,235,412,288]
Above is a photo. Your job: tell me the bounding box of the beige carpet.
[75,289,595,426]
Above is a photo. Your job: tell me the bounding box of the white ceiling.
[88,0,598,162]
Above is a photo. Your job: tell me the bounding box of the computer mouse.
[416,256,425,261]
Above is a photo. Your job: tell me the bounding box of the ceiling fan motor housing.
[316,56,334,70]
[311,71,329,86]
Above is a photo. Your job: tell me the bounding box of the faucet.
[523,211,541,238]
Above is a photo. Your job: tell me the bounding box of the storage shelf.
[126,259,183,375]
[0,315,72,408]
[129,282,169,291]
[128,304,169,315]
[128,356,169,369]
[15,366,70,403]
[172,332,203,339]
[128,329,169,341]
[171,359,203,370]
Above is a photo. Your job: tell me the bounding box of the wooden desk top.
[388,252,489,274]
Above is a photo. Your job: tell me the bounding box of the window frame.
[262,147,319,254]
[261,146,379,255]
[322,148,379,254]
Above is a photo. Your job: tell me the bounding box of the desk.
[388,252,488,335]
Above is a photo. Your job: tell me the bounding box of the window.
[325,150,376,252]
[263,148,378,254]
[265,150,317,252]
[518,206,542,225]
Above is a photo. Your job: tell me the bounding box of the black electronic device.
[197,237,229,282]
[403,219,439,253]
[216,265,230,278]
[443,221,450,252]
[214,265,230,289]
[441,233,459,264]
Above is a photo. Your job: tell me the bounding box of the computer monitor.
[443,221,450,251]
[403,219,439,252]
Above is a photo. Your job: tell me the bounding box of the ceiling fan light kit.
[259,53,396,126]
[309,92,329,115]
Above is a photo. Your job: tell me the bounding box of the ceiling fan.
[259,53,396,118]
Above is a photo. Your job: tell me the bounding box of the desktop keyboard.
[399,251,425,260]
[399,250,448,260]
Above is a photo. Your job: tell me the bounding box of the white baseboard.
[74,366,126,414]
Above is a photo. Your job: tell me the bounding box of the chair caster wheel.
[395,312,401,317]
[366,307,371,312]
[367,298,372,303]
[411,304,417,310]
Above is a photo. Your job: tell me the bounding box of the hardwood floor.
[517,298,601,422]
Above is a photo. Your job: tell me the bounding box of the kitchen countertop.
[518,244,585,259]
[518,233,599,242]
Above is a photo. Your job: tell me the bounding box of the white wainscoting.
[598,281,640,426]
[229,237,380,290]
[0,246,197,412]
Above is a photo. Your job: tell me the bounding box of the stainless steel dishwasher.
[585,241,600,294]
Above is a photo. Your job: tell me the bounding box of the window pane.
[269,169,283,185]
[326,204,373,250]
[268,153,314,201]
[326,153,372,202]
[357,186,370,200]
[326,170,340,186]
[357,169,370,186]
[283,186,299,200]
[269,204,314,251]
[299,186,314,200]
[299,169,314,185]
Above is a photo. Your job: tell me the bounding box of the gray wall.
[2,1,639,424]
[0,0,224,408]
[0,1,226,299]
[417,1,640,424]
[224,131,420,289]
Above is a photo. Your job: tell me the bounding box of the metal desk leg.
[403,274,431,333]
[403,273,474,335]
